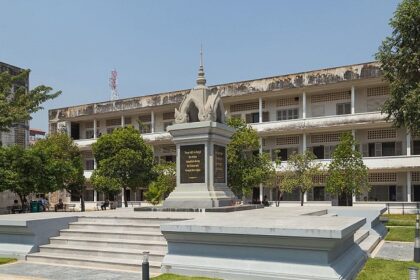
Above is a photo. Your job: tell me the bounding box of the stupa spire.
[196,45,206,87]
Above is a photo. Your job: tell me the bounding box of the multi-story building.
[48,61,420,207]
[0,62,29,148]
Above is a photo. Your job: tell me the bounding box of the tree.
[281,150,322,206]
[145,162,176,205]
[32,133,85,210]
[0,69,60,132]
[0,145,43,206]
[92,126,155,207]
[325,132,369,206]
[227,118,275,199]
[375,0,420,134]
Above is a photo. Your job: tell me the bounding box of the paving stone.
[375,241,414,261]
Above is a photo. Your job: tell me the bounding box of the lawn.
[357,258,420,280]
[152,274,220,280]
[385,226,415,242]
[0,258,16,265]
[384,214,417,226]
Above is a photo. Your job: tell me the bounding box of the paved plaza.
[0,262,141,280]
[375,241,414,261]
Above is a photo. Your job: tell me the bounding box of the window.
[313,187,325,201]
[106,128,115,134]
[365,142,402,157]
[85,130,94,139]
[85,160,94,170]
[413,140,420,155]
[273,149,288,161]
[277,108,299,121]
[336,103,351,115]
[140,123,151,134]
[312,146,324,159]
[245,112,260,123]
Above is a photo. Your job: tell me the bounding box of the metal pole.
[142,251,150,280]
[409,267,419,280]
[415,212,420,263]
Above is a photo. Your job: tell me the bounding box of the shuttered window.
[277,108,299,120]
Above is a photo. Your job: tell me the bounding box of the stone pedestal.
[163,121,237,209]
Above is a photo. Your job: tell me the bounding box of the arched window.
[187,102,199,123]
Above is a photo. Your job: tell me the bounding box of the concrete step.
[59,229,165,242]
[50,236,167,252]
[359,233,382,255]
[77,216,184,225]
[68,222,161,233]
[354,229,369,245]
[39,244,165,262]
[26,252,161,273]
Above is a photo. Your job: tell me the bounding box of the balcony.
[251,112,386,135]
[275,155,420,172]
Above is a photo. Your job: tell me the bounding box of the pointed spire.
[196,44,206,87]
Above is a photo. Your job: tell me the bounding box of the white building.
[48,61,420,207]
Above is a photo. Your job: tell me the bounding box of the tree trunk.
[124,187,128,208]
[300,191,304,206]
[276,189,280,207]
[17,193,24,208]
[80,194,85,212]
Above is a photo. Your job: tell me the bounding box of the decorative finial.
[196,44,206,87]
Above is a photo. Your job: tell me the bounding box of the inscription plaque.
[180,144,205,183]
[214,145,226,183]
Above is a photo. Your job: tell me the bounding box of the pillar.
[259,97,263,123]
[94,191,97,202]
[302,92,306,119]
[408,171,412,202]
[302,133,307,152]
[304,192,308,202]
[259,137,263,203]
[121,115,125,127]
[351,86,355,114]
[407,131,412,156]
[121,188,125,208]
[151,111,155,133]
[93,119,97,139]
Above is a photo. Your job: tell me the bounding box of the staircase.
[26,216,185,273]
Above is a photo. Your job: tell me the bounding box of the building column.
[259,97,263,123]
[93,119,97,139]
[408,171,412,202]
[94,191,97,202]
[302,133,307,152]
[269,188,273,201]
[151,111,155,133]
[259,137,263,203]
[351,86,355,114]
[302,92,306,119]
[407,131,412,156]
[121,115,125,127]
[304,192,308,203]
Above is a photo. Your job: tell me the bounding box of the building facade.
[48,61,420,206]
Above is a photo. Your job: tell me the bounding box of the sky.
[0,0,400,131]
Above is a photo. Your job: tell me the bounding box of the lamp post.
[409,266,419,280]
[142,251,150,280]
[415,211,420,263]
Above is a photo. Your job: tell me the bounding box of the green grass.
[384,214,417,226]
[385,226,415,242]
[152,274,220,280]
[357,258,420,280]
[0,258,16,265]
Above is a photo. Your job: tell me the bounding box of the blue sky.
[0,0,400,131]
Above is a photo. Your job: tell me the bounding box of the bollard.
[142,251,150,280]
[416,213,420,263]
[409,267,419,280]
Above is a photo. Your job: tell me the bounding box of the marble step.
[354,229,369,245]
[59,229,165,242]
[77,216,184,225]
[39,244,165,262]
[359,233,382,255]
[26,252,161,273]
[68,222,161,233]
[49,236,167,252]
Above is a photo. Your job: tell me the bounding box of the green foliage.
[0,258,17,265]
[0,69,60,132]
[91,126,155,205]
[325,133,369,206]
[145,162,176,205]
[33,133,85,195]
[281,150,322,206]
[356,258,420,280]
[0,145,44,204]
[226,118,275,197]
[375,0,420,134]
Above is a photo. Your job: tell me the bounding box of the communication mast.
[109,69,119,100]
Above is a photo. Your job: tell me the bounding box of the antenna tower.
[109,69,119,100]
